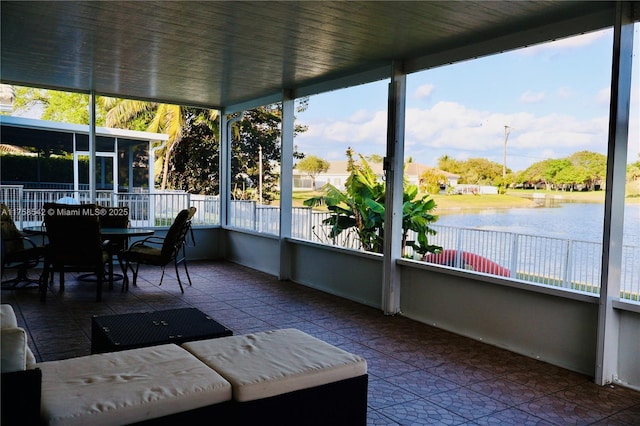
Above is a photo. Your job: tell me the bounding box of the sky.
[294,26,640,173]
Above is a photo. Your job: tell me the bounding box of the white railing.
[1,186,202,228]
[189,194,221,226]
[426,225,607,294]
[2,185,638,300]
[297,210,638,300]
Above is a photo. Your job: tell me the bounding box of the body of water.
[435,202,640,247]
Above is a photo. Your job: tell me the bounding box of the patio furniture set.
[1,202,195,300]
[0,304,369,425]
[2,204,369,424]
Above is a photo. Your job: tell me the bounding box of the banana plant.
[305,151,441,256]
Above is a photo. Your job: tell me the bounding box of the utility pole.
[503,125,511,180]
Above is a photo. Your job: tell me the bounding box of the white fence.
[2,186,638,300]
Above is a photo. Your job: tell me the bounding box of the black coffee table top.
[91,307,232,353]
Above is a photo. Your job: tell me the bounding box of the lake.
[435,202,640,247]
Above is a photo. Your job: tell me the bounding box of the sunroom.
[1,0,638,403]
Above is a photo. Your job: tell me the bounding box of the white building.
[293,160,459,191]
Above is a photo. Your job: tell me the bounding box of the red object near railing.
[423,249,511,277]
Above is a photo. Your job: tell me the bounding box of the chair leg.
[159,266,166,286]
[1,266,40,289]
[178,246,193,287]
[182,258,192,287]
[40,264,49,302]
[123,259,138,290]
[122,261,129,292]
[108,260,114,290]
[132,263,140,287]
[118,254,127,292]
[173,261,184,293]
[59,271,65,292]
[96,267,103,302]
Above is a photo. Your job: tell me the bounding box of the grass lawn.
[432,193,536,213]
[287,188,639,211]
[290,190,536,211]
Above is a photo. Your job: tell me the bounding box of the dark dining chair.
[121,208,193,293]
[1,203,44,289]
[41,203,111,301]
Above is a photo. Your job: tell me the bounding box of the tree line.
[427,151,640,193]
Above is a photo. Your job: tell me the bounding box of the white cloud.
[518,29,610,55]
[297,109,387,146]
[597,87,610,105]
[540,149,557,160]
[297,99,617,170]
[349,109,375,123]
[519,90,545,104]
[415,84,435,100]
[557,86,573,99]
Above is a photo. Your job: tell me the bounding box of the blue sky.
[295,27,640,173]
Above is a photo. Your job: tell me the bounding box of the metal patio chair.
[41,203,111,301]
[1,203,44,289]
[121,208,193,293]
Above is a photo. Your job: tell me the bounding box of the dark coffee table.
[91,307,232,354]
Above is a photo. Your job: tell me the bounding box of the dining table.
[23,225,154,239]
[23,226,155,283]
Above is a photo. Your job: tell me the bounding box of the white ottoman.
[182,328,368,425]
[38,344,232,426]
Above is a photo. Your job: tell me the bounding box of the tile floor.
[2,260,640,425]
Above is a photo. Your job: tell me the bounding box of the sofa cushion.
[38,344,232,426]
[1,327,29,373]
[0,304,36,372]
[182,328,367,402]
[1,304,18,328]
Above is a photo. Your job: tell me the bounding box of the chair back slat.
[160,209,190,261]
[43,203,103,265]
[98,206,130,251]
[97,206,130,229]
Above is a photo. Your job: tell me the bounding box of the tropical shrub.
[304,150,441,256]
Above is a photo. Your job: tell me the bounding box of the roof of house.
[317,161,459,179]
[0,116,168,151]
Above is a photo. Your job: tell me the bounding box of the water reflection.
[435,202,639,245]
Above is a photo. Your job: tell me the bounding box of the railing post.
[562,239,572,289]
[509,234,518,279]
[253,201,258,232]
[455,229,464,269]
[18,186,24,229]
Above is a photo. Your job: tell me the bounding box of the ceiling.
[0,1,629,113]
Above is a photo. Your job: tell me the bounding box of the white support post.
[148,139,166,227]
[89,92,96,203]
[221,112,244,228]
[220,113,230,227]
[112,138,119,200]
[595,1,634,386]
[279,91,295,281]
[128,145,134,193]
[382,61,407,315]
[73,133,79,194]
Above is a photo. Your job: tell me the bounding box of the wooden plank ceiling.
[0,1,619,111]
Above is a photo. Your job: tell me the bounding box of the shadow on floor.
[3,260,640,425]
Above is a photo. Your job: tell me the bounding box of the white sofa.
[1,303,42,425]
[0,304,368,425]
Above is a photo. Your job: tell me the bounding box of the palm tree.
[100,98,218,190]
